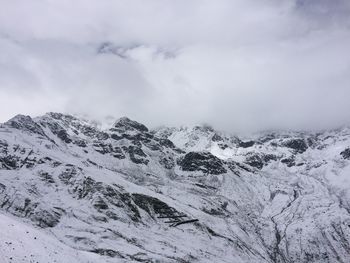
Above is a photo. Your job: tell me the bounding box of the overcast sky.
[1,0,350,132]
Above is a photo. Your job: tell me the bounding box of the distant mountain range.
[1,112,350,262]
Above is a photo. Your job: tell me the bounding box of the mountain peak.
[45,112,79,122]
[4,114,46,137]
[194,124,214,133]
[113,117,148,132]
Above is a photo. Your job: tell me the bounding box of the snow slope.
[0,212,106,263]
[0,112,350,262]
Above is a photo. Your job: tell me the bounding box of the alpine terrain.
[0,112,350,263]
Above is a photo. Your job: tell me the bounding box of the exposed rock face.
[132,193,174,217]
[281,156,296,167]
[282,138,308,153]
[341,148,350,159]
[112,117,148,133]
[178,151,227,174]
[5,115,46,137]
[1,113,350,262]
[244,153,278,170]
[239,140,255,148]
[124,145,149,165]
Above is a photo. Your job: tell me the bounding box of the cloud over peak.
[1,0,350,132]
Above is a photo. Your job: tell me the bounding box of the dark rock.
[211,133,223,142]
[282,138,308,153]
[70,177,141,222]
[244,153,277,170]
[178,152,227,175]
[194,124,214,133]
[47,112,69,120]
[245,154,264,170]
[340,148,350,159]
[157,138,176,149]
[134,133,153,143]
[49,113,111,140]
[103,189,140,222]
[130,253,152,262]
[306,137,317,148]
[110,133,123,140]
[281,156,295,167]
[58,166,79,184]
[60,173,142,222]
[32,208,64,228]
[105,211,119,220]
[194,183,217,190]
[38,157,52,164]
[96,132,110,140]
[93,143,126,159]
[218,143,229,150]
[229,161,253,173]
[112,117,148,133]
[22,156,38,169]
[42,119,72,144]
[142,136,178,153]
[239,140,255,148]
[0,140,8,154]
[263,154,278,163]
[91,249,124,258]
[132,193,174,217]
[73,140,87,147]
[145,141,162,151]
[159,156,175,169]
[87,159,99,166]
[0,155,20,170]
[5,115,46,137]
[57,129,72,143]
[259,133,276,143]
[73,177,103,199]
[0,183,6,193]
[93,197,109,210]
[79,126,100,138]
[202,207,226,216]
[38,171,55,183]
[112,147,126,159]
[124,146,149,165]
[93,142,112,154]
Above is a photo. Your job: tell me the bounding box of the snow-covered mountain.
[1,112,350,262]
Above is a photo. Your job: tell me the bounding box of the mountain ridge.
[0,112,350,262]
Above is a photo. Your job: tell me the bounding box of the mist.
[1,0,350,132]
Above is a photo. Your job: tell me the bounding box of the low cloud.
[0,0,350,132]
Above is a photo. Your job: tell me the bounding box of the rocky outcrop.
[239,140,255,148]
[178,151,227,174]
[340,148,350,159]
[244,153,278,169]
[5,115,46,137]
[282,138,308,153]
[112,117,148,133]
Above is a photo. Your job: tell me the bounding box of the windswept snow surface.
[0,212,104,263]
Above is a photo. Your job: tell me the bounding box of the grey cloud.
[0,0,350,132]
[294,0,350,27]
[295,0,350,16]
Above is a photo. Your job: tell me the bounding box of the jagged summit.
[1,112,350,262]
[46,112,76,120]
[5,114,47,137]
[112,116,149,133]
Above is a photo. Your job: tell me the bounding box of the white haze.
[0,0,350,132]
